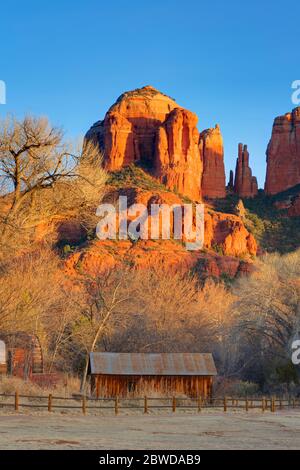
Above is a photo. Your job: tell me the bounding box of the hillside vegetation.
[214,190,300,254]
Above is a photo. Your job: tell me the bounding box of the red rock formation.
[102,186,257,258]
[85,86,180,170]
[154,108,202,201]
[265,107,300,195]
[234,143,258,198]
[85,86,204,200]
[64,239,253,280]
[204,211,257,257]
[200,124,226,199]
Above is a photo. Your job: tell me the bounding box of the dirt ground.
[0,409,299,450]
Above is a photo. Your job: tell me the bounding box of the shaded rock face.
[85,86,228,201]
[265,107,300,195]
[228,170,234,190]
[288,195,300,217]
[154,108,202,201]
[200,124,226,199]
[234,143,258,198]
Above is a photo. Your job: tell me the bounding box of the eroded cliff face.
[85,85,228,202]
[200,124,226,199]
[265,107,300,195]
[154,108,202,201]
[233,143,258,198]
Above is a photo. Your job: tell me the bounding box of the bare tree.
[0,116,72,220]
[0,247,68,359]
[71,271,129,392]
[229,250,300,383]
[0,115,107,254]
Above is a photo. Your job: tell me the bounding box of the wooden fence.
[0,393,300,415]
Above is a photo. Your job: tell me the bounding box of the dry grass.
[0,376,81,397]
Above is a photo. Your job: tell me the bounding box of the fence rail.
[0,392,299,414]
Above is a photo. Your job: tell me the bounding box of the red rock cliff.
[154,108,202,201]
[200,124,226,199]
[265,107,300,195]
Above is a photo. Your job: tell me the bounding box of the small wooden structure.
[0,333,43,379]
[89,352,217,398]
[0,340,7,374]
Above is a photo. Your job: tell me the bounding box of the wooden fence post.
[115,397,119,415]
[271,396,275,412]
[198,396,202,412]
[223,396,227,412]
[144,396,148,414]
[48,394,52,412]
[262,397,265,412]
[14,391,19,412]
[245,398,249,412]
[293,398,295,409]
[172,396,176,413]
[82,395,86,415]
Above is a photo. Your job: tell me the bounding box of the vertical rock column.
[200,124,226,199]
[155,108,203,201]
[234,143,258,198]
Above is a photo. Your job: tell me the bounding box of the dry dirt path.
[0,410,299,450]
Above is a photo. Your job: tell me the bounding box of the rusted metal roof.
[89,353,217,376]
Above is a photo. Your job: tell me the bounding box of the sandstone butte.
[265,107,300,195]
[84,85,227,201]
[233,143,258,198]
[78,85,258,278]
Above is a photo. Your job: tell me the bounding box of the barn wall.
[93,374,213,399]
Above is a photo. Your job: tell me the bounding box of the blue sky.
[0,0,299,187]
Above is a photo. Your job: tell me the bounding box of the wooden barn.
[89,352,217,399]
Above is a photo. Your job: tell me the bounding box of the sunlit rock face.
[265,107,300,195]
[85,86,206,200]
[200,124,226,199]
[154,108,202,201]
[85,85,180,169]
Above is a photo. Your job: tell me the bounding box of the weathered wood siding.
[92,374,213,399]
